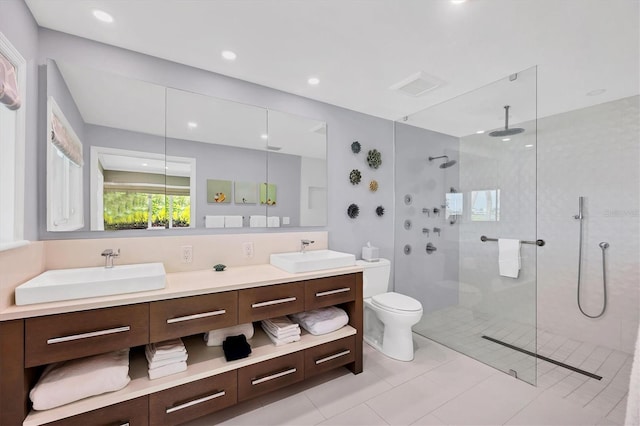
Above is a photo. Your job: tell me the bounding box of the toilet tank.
[356,258,391,298]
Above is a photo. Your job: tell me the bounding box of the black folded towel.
[222,334,252,361]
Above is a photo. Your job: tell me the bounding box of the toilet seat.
[371,292,422,313]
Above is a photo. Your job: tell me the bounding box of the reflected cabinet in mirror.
[44,59,327,234]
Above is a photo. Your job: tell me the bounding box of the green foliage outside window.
[104,192,190,230]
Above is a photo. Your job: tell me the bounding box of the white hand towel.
[290,306,349,336]
[267,216,280,227]
[147,338,185,355]
[205,215,225,228]
[148,360,187,380]
[30,349,130,411]
[203,323,255,347]
[145,346,187,362]
[261,323,301,346]
[261,316,300,337]
[249,215,267,228]
[224,215,243,228]
[261,321,300,339]
[498,238,521,279]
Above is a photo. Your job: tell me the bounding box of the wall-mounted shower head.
[428,155,457,169]
[489,105,525,137]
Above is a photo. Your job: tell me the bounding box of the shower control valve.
[422,228,430,236]
[433,207,440,216]
[422,208,430,216]
[433,227,441,236]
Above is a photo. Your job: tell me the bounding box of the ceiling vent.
[390,71,444,97]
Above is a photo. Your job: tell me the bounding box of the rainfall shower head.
[428,155,457,169]
[489,105,525,137]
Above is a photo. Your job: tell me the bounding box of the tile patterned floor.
[184,332,631,425]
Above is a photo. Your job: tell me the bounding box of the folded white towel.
[204,323,254,347]
[261,323,301,346]
[146,352,188,369]
[145,346,187,362]
[148,338,185,355]
[148,360,187,380]
[267,216,280,227]
[224,215,243,228]
[498,238,521,278]
[205,215,225,228]
[262,316,300,336]
[261,321,300,339]
[249,215,267,228]
[30,349,130,411]
[289,306,349,336]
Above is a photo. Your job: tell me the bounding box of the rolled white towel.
[148,360,187,380]
[204,323,254,347]
[261,323,301,346]
[289,306,349,336]
[30,349,130,411]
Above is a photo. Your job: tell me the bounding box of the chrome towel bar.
[480,235,545,246]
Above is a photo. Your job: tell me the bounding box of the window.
[471,189,501,222]
[0,33,27,250]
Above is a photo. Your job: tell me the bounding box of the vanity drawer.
[46,396,148,426]
[238,282,304,323]
[25,304,149,367]
[238,351,304,401]
[304,274,356,310]
[150,292,238,342]
[149,370,237,426]
[304,335,356,378]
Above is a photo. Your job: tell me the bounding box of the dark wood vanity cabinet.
[0,271,363,426]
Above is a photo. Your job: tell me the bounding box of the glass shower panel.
[394,67,538,384]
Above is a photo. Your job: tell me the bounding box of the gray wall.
[34,28,394,265]
[0,0,40,241]
[394,122,460,311]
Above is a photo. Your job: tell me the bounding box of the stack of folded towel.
[204,323,254,347]
[289,306,349,336]
[146,338,188,380]
[261,316,301,346]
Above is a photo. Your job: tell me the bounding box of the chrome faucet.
[101,249,120,268]
[300,239,315,253]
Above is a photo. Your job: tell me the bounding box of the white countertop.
[0,264,363,321]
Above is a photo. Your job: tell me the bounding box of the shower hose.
[576,217,608,319]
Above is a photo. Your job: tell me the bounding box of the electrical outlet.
[242,242,254,258]
[283,217,290,225]
[181,245,193,263]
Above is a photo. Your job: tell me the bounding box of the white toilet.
[357,259,423,361]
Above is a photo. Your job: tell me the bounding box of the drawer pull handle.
[165,390,226,414]
[46,326,131,344]
[166,309,226,324]
[251,367,297,385]
[251,297,297,308]
[316,287,351,297]
[119,423,130,426]
[315,349,351,365]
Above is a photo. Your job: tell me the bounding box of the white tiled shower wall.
[459,95,639,354]
[536,95,639,354]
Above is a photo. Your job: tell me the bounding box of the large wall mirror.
[44,59,327,235]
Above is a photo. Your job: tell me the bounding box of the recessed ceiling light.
[187,121,198,129]
[451,0,467,4]
[142,163,148,166]
[260,134,269,140]
[307,77,320,86]
[525,144,534,148]
[92,9,114,23]
[587,88,606,96]
[502,138,511,142]
[221,50,237,61]
[476,130,485,134]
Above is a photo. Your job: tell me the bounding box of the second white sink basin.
[270,249,356,273]
[15,263,166,305]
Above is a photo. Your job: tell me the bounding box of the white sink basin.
[270,249,356,273]
[15,263,166,305]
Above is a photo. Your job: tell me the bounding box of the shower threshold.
[481,335,602,380]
